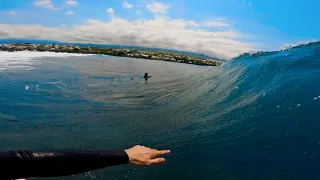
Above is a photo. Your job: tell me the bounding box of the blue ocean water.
[1,41,320,180]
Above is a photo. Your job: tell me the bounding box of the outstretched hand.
[124,145,170,166]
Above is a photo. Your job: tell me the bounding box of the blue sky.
[0,0,319,59]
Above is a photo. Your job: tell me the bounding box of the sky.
[0,0,319,59]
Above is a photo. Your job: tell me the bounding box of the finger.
[151,149,158,153]
[149,158,166,165]
[155,150,171,156]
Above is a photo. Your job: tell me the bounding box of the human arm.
[0,145,170,179]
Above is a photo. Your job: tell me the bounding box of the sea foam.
[0,51,92,71]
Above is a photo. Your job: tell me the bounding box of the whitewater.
[0,51,93,71]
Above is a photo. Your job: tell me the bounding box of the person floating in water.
[144,73,152,81]
[0,145,170,179]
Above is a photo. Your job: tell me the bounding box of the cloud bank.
[0,16,253,59]
[0,1,256,59]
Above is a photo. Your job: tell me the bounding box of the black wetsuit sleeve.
[0,150,129,179]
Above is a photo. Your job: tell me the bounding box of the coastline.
[0,43,222,67]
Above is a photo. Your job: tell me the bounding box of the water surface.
[1,44,320,180]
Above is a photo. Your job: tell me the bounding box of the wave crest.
[234,40,320,60]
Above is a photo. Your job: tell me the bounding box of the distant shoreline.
[0,43,222,66]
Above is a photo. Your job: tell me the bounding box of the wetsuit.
[144,73,151,81]
[0,150,129,179]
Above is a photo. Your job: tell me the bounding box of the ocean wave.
[219,39,320,118]
[2,41,320,179]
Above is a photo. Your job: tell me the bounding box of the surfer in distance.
[144,73,152,81]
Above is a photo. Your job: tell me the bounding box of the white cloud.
[65,0,78,6]
[123,1,133,9]
[146,2,169,15]
[203,20,230,28]
[9,11,17,16]
[66,11,74,15]
[34,0,57,10]
[187,21,200,27]
[0,16,254,59]
[106,8,115,15]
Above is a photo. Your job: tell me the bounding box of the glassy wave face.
[1,41,320,180]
